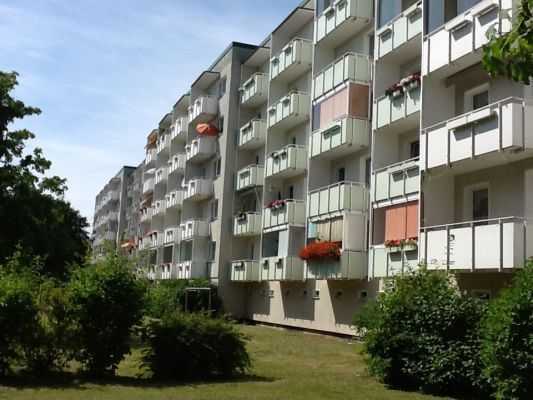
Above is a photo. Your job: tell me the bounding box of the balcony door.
[472,188,489,221]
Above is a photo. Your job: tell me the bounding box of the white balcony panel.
[372,159,420,207]
[180,220,210,241]
[263,200,306,232]
[270,38,312,83]
[315,0,373,45]
[268,92,310,131]
[239,119,266,150]
[165,190,184,210]
[164,227,180,245]
[234,213,262,237]
[266,145,307,179]
[171,117,188,142]
[230,260,260,282]
[168,154,186,175]
[176,261,207,280]
[310,117,369,159]
[260,256,304,281]
[236,165,264,191]
[188,96,218,124]
[145,148,156,166]
[307,250,367,280]
[313,53,371,100]
[155,167,168,186]
[184,179,213,202]
[308,182,368,220]
[152,200,166,217]
[376,1,423,60]
[186,136,216,163]
[240,73,268,108]
[422,0,515,76]
[368,246,419,279]
[374,85,421,132]
[140,207,152,223]
[420,217,527,271]
[421,98,533,172]
[156,135,170,155]
[142,177,154,195]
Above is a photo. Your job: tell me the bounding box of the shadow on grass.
[0,371,276,390]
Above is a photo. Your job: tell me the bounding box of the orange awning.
[196,123,219,136]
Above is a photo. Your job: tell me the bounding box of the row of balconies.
[171,117,188,142]
[95,190,119,213]
[149,262,207,281]
[185,136,216,163]
[94,211,119,228]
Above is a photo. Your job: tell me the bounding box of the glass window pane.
[425,0,445,33]
[379,0,402,28]
[473,188,489,220]
[473,91,489,110]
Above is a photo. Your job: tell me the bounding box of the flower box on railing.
[299,241,341,261]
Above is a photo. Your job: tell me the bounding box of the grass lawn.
[0,324,452,400]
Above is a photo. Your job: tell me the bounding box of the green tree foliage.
[138,313,250,381]
[0,71,89,279]
[480,262,533,400]
[66,253,145,377]
[355,268,486,396]
[482,0,533,83]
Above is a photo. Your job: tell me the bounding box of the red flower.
[299,241,341,261]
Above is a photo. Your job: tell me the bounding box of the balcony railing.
[315,0,373,45]
[176,261,208,280]
[152,200,166,217]
[376,1,422,60]
[372,158,420,207]
[313,52,371,100]
[368,245,419,279]
[239,119,266,150]
[160,264,172,280]
[265,144,307,179]
[263,199,306,232]
[180,220,210,241]
[188,96,218,124]
[420,217,528,271]
[140,207,152,223]
[171,117,188,142]
[145,148,156,166]
[186,136,216,163]
[308,181,368,220]
[230,260,260,282]
[267,92,310,131]
[157,135,170,154]
[155,167,168,185]
[236,165,264,191]
[164,227,180,245]
[234,212,262,237]
[374,84,420,132]
[260,256,304,281]
[422,0,515,76]
[184,179,213,202]
[240,72,268,108]
[168,153,186,175]
[165,190,184,210]
[421,98,532,171]
[142,177,154,195]
[270,38,312,83]
[310,116,370,158]
[306,250,367,280]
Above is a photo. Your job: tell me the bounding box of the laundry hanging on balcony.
[196,123,219,136]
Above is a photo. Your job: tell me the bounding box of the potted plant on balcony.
[299,241,341,262]
[267,199,286,210]
[401,72,421,92]
[385,82,404,99]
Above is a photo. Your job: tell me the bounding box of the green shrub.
[67,253,145,376]
[355,268,486,396]
[481,262,533,400]
[138,313,250,380]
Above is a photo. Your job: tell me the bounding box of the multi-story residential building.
[93,0,533,335]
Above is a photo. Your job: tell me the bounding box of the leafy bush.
[138,313,250,380]
[67,253,145,376]
[355,268,486,396]
[481,262,533,400]
[144,279,221,319]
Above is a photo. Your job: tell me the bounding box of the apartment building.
[93,0,533,335]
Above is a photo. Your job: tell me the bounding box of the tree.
[0,71,89,278]
[482,0,533,84]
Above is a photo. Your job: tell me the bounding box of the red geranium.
[299,241,341,261]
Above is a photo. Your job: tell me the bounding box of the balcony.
[230,260,260,282]
[372,158,420,207]
[186,136,216,163]
[374,84,420,133]
[152,200,166,218]
[270,38,312,83]
[236,165,264,191]
[155,167,168,186]
[421,98,533,173]
[156,135,170,155]
[180,220,210,241]
[171,117,188,142]
[368,245,419,279]
[263,199,306,232]
[188,96,218,125]
[164,227,180,245]
[268,92,310,131]
[420,217,528,271]
[308,182,368,220]
[145,148,156,167]
[102,231,116,242]
[165,190,184,210]
[239,119,266,150]
[376,1,423,61]
[422,0,515,77]
[184,179,213,202]
[168,153,186,175]
[160,264,172,280]
[265,145,307,179]
[260,256,304,281]
[234,212,262,237]
[176,261,207,280]
[142,177,154,195]
[310,117,370,159]
[315,0,373,46]
[140,207,152,223]
[307,250,367,280]
[240,72,268,108]
[313,52,371,100]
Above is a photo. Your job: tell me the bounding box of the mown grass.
[0,324,453,400]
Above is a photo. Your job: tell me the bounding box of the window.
[473,91,489,110]
[473,188,489,221]
[410,141,420,158]
[288,185,294,199]
[458,0,482,13]
[214,158,221,177]
[219,77,227,98]
[255,155,260,165]
[210,199,219,221]
[365,158,372,186]
[292,137,297,145]
[338,167,346,182]
[316,0,332,16]
[379,0,401,28]
[208,241,216,261]
[464,83,490,112]
[425,0,445,33]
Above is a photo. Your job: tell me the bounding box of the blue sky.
[0,0,300,226]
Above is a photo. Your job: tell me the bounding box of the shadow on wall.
[327,280,379,326]
[281,281,316,322]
